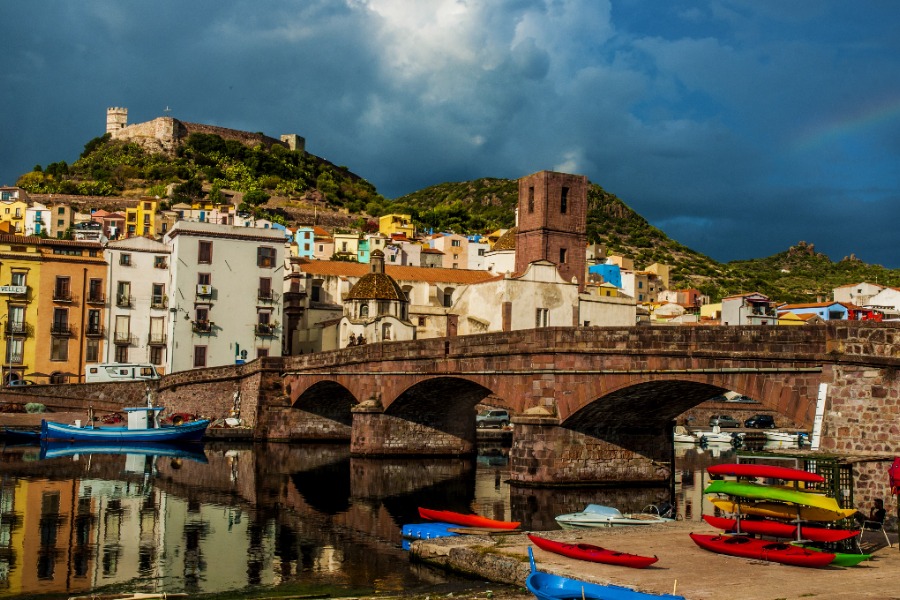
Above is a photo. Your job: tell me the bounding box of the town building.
[467,236,490,270]
[776,301,849,321]
[721,292,778,325]
[104,237,172,370]
[378,214,415,238]
[833,282,885,307]
[49,202,74,238]
[164,222,285,372]
[0,235,42,385]
[123,198,158,238]
[430,233,469,269]
[863,287,900,320]
[24,202,50,236]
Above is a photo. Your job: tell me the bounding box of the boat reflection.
[40,441,209,463]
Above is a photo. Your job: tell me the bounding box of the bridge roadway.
[4,323,897,486]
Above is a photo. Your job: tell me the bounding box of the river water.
[0,439,741,599]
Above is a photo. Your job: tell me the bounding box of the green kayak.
[704,480,845,513]
[795,543,871,567]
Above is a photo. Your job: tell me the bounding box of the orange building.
[33,239,107,382]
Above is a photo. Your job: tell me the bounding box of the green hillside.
[15,132,900,303]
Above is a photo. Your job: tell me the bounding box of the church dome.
[345,250,406,301]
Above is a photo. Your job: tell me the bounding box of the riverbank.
[410,521,899,600]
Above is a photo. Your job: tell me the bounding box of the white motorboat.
[555,504,674,529]
[673,425,696,443]
[764,430,810,445]
[698,426,736,445]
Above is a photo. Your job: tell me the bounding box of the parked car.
[5,379,35,388]
[476,409,510,429]
[709,414,741,428]
[745,414,776,428]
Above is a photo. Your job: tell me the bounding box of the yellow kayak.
[709,498,857,522]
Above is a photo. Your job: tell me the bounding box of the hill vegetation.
[15,132,900,303]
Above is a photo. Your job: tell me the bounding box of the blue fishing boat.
[41,405,209,444]
[2,428,41,444]
[526,548,684,600]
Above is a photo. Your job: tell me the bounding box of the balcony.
[5,322,32,337]
[85,324,105,338]
[86,292,106,305]
[154,260,168,269]
[50,323,74,337]
[254,323,277,337]
[257,289,274,302]
[53,290,74,303]
[0,284,28,297]
[116,294,134,308]
[4,353,23,366]
[113,331,137,346]
[192,320,214,335]
[196,285,213,298]
[148,333,168,346]
[150,296,168,309]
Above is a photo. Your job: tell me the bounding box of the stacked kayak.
[702,515,858,543]
[527,534,658,569]
[418,507,520,530]
[689,533,835,568]
[704,479,851,519]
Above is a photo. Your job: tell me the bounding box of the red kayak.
[707,463,824,483]
[690,533,835,568]
[418,507,520,530]
[703,515,859,543]
[527,534,658,568]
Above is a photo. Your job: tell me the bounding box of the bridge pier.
[350,402,476,456]
[509,416,672,486]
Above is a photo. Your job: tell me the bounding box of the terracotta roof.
[298,260,499,285]
[492,227,517,250]
[779,302,836,309]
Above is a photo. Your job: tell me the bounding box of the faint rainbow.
[792,96,900,151]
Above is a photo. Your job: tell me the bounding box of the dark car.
[709,414,741,428]
[745,414,776,428]
[476,409,510,429]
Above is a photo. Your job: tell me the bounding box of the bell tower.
[514,170,588,290]
[106,107,128,134]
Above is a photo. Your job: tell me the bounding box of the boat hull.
[526,548,684,600]
[709,498,856,522]
[702,515,859,542]
[707,463,824,483]
[41,419,210,444]
[527,534,657,568]
[418,507,520,529]
[689,533,835,568]
[555,504,672,529]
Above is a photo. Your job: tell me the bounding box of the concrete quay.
[409,521,898,600]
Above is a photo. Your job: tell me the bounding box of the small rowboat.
[707,463,824,483]
[417,507,520,530]
[555,504,673,529]
[527,534,658,568]
[709,498,857,522]
[526,548,685,600]
[689,533,835,568]
[702,515,859,543]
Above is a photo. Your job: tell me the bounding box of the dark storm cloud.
[1,1,898,267]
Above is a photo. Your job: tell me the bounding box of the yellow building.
[0,195,28,234]
[0,235,42,384]
[124,198,158,238]
[379,214,415,238]
[34,239,107,382]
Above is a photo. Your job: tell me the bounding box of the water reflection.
[0,441,740,598]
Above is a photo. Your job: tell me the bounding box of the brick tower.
[514,170,588,290]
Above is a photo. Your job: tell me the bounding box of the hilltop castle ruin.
[105,107,305,156]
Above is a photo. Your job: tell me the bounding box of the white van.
[85,363,161,383]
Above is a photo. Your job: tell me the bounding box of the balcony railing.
[5,322,31,337]
[4,353,23,365]
[257,289,274,302]
[50,323,74,337]
[254,323,277,337]
[154,261,168,269]
[192,320,214,334]
[148,333,168,346]
[86,292,106,305]
[150,296,168,309]
[116,294,134,308]
[85,324,105,337]
[113,332,137,346]
[53,290,74,303]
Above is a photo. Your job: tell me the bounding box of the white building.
[24,202,51,236]
[164,222,285,372]
[467,239,490,270]
[833,282,885,307]
[104,236,172,369]
[863,287,900,319]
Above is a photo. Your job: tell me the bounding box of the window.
[150,317,165,345]
[559,248,567,264]
[478,248,485,256]
[259,277,272,300]
[418,316,426,326]
[638,281,643,289]
[119,253,132,266]
[115,345,129,363]
[11,272,26,287]
[196,307,209,323]
[560,186,569,214]
[87,309,101,335]
[52,308,68,334]
[193,346,207,368]
[54,276,71,300]
[360,305,369,318]
[443,287,454,308]
[257,246,276,268]
[86,339,99,363]
[88,278,103,301]
[116,281,131,307]
[528,186,535,213]
[536,308,549,328]
[115,315,130,342]
[51,337,68,361]
[198,272,211,286]
[311,285,321,302]
[150,346,164,365]
[198,241,212,264]
[154,255,167,269]
[151,283,166,308]
[451,239,461,247]
[257,347,269,358]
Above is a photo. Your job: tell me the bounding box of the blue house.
[776,301,849,321]
[588,263,622,289]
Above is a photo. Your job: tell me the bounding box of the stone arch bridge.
[270,323,899,486]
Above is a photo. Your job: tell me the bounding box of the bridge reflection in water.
[0,441,733,598]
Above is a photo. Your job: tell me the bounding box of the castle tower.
[106,107,128,134]
[514,170,588,291]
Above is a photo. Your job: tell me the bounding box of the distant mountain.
[15,132,900,303]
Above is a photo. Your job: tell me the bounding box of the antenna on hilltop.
[164,106,172,116]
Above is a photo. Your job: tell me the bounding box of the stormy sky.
[2,1,899,267]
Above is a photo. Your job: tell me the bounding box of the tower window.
[528,187,535,213]
[560,187,568,214]
[559,248,567,264]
